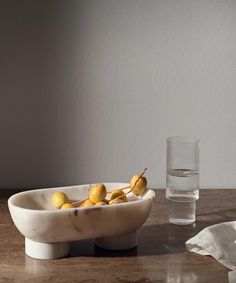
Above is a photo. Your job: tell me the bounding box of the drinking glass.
[166,136,200,225]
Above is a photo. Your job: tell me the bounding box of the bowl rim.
[8,183,155,214]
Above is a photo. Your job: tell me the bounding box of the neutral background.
[1,0,236,189]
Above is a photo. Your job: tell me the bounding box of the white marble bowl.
[8,183,155,259]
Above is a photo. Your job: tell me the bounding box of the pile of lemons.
[51,172,147,210]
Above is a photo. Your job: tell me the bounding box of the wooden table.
[0,189,234,283]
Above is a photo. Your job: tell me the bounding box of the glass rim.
[167,136,200,143]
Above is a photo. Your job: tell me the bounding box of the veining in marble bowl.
[8,183,155,259]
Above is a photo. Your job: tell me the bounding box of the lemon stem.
[71,200,83,206]
[107,185,130,194]
[72,168,147,206]
[111,168,147,201]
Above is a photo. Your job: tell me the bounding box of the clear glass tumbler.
[166,136,200,225]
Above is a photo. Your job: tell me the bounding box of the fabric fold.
[186,221,236,270]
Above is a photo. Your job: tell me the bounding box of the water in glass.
[166,168,199,225]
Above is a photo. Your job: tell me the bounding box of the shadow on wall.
[0,1,89,189]
[1,0,236,189]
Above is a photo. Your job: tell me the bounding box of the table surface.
[0,189,235,283]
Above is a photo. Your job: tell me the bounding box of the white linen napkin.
[185,221,236,283]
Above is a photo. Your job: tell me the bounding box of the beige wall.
[1,0,236,189]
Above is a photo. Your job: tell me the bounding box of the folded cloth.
[185,221,236,283]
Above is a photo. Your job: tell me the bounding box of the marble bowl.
[8,183,155,259]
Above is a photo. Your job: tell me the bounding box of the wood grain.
[0,189,235,283]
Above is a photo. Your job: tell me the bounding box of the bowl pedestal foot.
[95,232,137,250]
[25,238,70,259]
